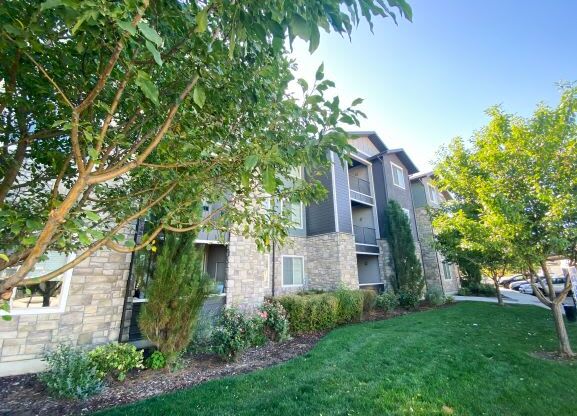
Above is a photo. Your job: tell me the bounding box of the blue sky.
[291,0,577,171]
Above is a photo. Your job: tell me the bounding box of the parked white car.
[518,276,568,296]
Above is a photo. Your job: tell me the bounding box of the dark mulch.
[0,304,445,416]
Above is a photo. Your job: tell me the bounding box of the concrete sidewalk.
[454,288,549,309]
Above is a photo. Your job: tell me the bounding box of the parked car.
[509,279,531,291]
[518,276,568,296]
[501,274,525,288]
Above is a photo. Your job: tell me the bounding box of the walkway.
[454,288,548,309]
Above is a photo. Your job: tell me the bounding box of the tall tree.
[0,0,413,301]
[138,230,211,366]
[385,200,424,298]
[434,87,577,357]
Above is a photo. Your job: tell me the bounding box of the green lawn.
[98,302,577,416]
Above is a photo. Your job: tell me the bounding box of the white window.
[442,262,453,280]
[282,256,304,286]
[1,251,74,315]
[427,184,439,204]
[280,200,304,229]
[391,162,405,189]
[402,208,411,219]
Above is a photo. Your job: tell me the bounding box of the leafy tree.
[138,230,211,367]
[384,200,424,299]
[432,202,518,305]
[0,1,412,299]
[434,87,577,357]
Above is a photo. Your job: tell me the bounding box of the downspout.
[271,240,276,297]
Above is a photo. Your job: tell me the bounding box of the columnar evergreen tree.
[384,200,424,298]
[138,231,211,366]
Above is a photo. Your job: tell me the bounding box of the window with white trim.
[1,251,74,315]
[427,184,439,204]
[282,256,304,286]
[391,162,405,189]
[282,200,304,229]
[442,262,453,280]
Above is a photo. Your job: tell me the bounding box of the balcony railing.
[349,176,371,196]
[353,225,377,245]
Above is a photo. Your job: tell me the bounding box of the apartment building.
[0,131,455,375]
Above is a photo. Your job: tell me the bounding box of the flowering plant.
[259,299,290,341]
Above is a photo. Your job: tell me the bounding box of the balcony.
[354,225,377,246]
[349,176,373,205]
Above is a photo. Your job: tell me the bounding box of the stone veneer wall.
[226,234,270,308]
[0,249,130,376]
[377,239,395,290]
[305,233,358,291]
[226,232,360,308]
[414,207,460,295]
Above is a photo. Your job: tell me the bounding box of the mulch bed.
[0,304,444,416]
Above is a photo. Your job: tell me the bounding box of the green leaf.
[87,147,99,160]
[0,253,9,262]
[145,40,163,66]
[309,25,320,53]
[22,236,36,246]
[78,231,91,246]
[315,63,324,81]
[137,21,162,46]
[135,71,159,106]
[195,9,208,33]
[297,79,308,92]
[193,85,206,108]
[263,168,277,194]
[85,211,100,222]
[351,98,364,106]
[118,20,136,36]
[40,0,64,11]
[244,155,259,171]
[290,14,310,41]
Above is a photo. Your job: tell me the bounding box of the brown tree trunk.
[493,278,504,306]
[551,302,574,358]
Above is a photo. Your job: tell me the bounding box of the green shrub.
[361,289,377,312]
[376,291,399,313]
[425,287,446,306]
[145,350,166,370]
[138,233,212,367]
[259,300,290,342]
[457,287,471,296]
[334,288,364,323]
[277,293,339,334]
[211,308,265,361]
[458,283,496,297]
[445,295,455,304]
[88,342,143,381]
[398,290,421,310]
[40,345,103,399]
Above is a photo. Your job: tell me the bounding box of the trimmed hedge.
[277,289,368,335]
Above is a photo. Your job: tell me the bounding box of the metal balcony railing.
[353,225,377,245]
[349,176,371,196]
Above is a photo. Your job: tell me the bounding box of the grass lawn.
[97,302,577,416]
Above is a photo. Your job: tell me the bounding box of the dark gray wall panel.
[305,167,336,236]
[333,155,353,233]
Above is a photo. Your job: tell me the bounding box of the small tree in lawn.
[432,203,517,306]
[384,200,424,304]
[138,231,211,367]
[434,87,577,357]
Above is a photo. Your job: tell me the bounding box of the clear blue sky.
[291,0,577,171]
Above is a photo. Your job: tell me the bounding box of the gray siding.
[333,156,353,234]
[380,153,418,239]
[371,157,388,239]
[305,168,336,236]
